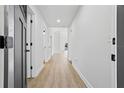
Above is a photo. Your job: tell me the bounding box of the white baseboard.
[32,63,44,78]
[45,56,52,62]
[73,64,93,88]
[45,58,50,62]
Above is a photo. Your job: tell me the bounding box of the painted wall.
[0,5,4,88]
[29,6,48,77]
[69,5,116,88]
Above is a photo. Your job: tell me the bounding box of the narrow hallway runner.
[28,53,86,88]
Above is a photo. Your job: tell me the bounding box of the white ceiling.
[37,5,80,27]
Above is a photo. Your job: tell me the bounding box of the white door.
[0,5,4,88]
[48,36,52,59]
[53,31,60,54]
[50,36,52,57]
[43,30,46,62]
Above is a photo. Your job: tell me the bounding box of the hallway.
[27,53,86,88]
[0,5,118,88]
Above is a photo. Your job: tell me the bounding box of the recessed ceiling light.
[56,19,61,23]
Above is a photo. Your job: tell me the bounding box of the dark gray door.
[14,5,27,88]
[117,5,124,88]
[4,6,9,88]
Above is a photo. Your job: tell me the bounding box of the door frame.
[115,5,117,88]
[110,5,117,88]
[4,5,9,88]
[27,6,34,78]
[50,36,52,57]
[14,5,27,88]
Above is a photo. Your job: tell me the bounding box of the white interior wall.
[29,6,48,77]
[0,5,4,88]
[69,5,115,88]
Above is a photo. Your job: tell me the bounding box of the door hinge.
[112,37,115,45]
[26,43,28,46]
[30,66,33,70]
[30,42,32,46]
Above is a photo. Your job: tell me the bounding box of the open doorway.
[49,28,69,57]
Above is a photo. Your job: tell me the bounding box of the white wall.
[69,5,116,88]
[29,6,48,77]
[0,5,4,88]
[48,27,68,55]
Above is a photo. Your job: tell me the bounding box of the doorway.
[50,28,69,57]
[0,5,27,88]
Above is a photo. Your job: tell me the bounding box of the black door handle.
[112,37,115,45]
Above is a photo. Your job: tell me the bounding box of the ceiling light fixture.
[56,19,61,23]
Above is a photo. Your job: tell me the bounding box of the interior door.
[14,5,27,88]
[50,36,52,57]
[4,5,9,88]
[117,5,124,88]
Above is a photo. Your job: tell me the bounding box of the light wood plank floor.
[27,53,86,88]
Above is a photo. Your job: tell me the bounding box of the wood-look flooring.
[27,53,86,88]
